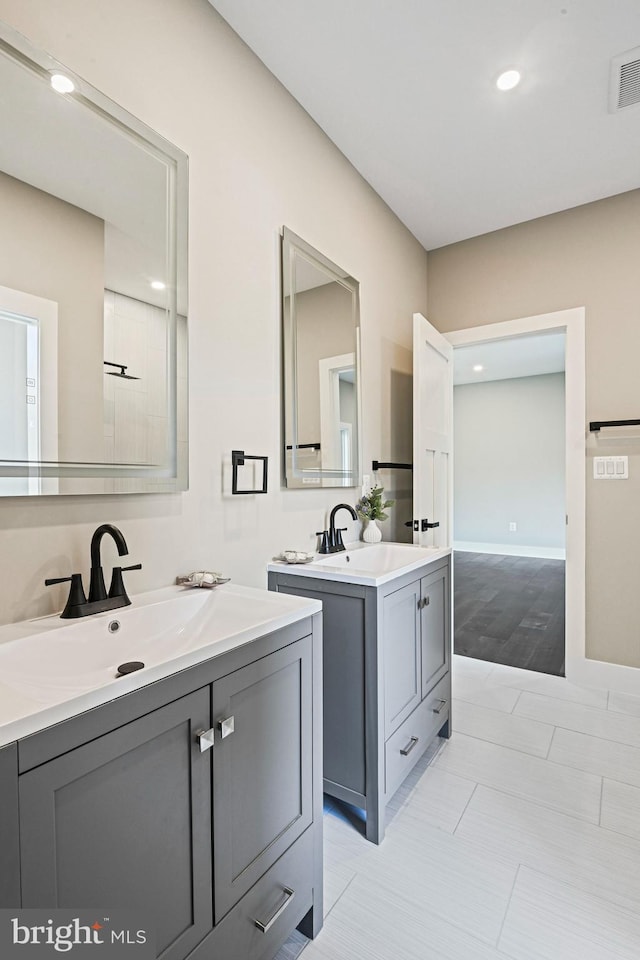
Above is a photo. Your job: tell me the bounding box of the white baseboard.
[566,655,640,696]
[453,541,566,560]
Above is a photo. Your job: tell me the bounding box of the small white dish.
[176,571,230,588]
[274,552,315,565]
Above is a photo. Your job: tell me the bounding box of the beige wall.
[427,189,640,668]
[0,170,105,462]
[0,0,426,625]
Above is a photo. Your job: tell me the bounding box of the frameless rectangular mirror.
[281,228,361,488]
[0,23,188,495]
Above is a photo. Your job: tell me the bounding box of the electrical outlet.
[362,474,371,496]
[509,522,517,532]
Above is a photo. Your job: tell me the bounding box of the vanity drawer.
[211,826,314,960]
[384,673,450,800]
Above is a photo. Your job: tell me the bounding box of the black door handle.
[404,519,440,532]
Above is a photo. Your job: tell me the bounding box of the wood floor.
[278,656,640,960]
[453,551,565,676]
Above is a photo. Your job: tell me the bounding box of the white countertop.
[0,583,321,749]
[268,540,451,587]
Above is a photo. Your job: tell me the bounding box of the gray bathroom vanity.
[268,542,451,844]
[0,584,323,960]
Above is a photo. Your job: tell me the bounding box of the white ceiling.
[208,0,640,249]
[453,331,566,385]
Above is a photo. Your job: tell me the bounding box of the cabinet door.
[421,564,450,696]
[382,579,422,739]
[0,742,19,908]
[19,688,212,960]
[212,636,313,921]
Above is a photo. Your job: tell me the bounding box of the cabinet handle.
[432,699,447,715]
[196,728,215,752]
[400,735,419,756]
[218,716,235,739]
[417,596,430,609]
[254,886,295,933]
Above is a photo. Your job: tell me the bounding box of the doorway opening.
[0,284,59,496]
[446,309,585,679]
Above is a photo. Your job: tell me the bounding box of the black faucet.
[325,503,358,553]
[45,524,141,619]
[89,523,129,602]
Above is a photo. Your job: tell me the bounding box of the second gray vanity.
[268,542,451,844]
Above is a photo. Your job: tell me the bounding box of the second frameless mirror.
[282,228,361,488]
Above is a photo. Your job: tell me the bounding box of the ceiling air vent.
[609,46,640,112]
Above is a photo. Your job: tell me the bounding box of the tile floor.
[277,654,640,960]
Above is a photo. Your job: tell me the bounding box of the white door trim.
[445,307,596,687]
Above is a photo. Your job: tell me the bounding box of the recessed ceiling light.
[473,364,484,372]
[496,69,521,92]
[50,73,75,94]
[150,280,166,291]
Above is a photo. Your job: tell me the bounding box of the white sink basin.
[315,544,431,573]
[268,541,450,587]
[0,588,213,700]
[0,583,322,746]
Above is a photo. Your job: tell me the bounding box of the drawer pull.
[400,735,419,756]
[254,886,295,933]
[218,716,235,739]
[432,699,447,715]
[196,728,215,752]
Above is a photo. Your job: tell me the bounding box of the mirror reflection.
[282,228,360,488]
[0,25,188,495]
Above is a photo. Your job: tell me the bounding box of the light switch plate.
[593,456,628,479]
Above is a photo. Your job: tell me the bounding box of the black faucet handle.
[315,531,331,555]
[45,573,87,616]
[333,527,348,552]
[108,563,142,602]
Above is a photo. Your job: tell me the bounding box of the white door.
[412,312,453,548]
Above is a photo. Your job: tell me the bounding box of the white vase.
[362,519,382,543]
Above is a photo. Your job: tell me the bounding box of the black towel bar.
[589,419,640,432]
[372,460,413,471]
